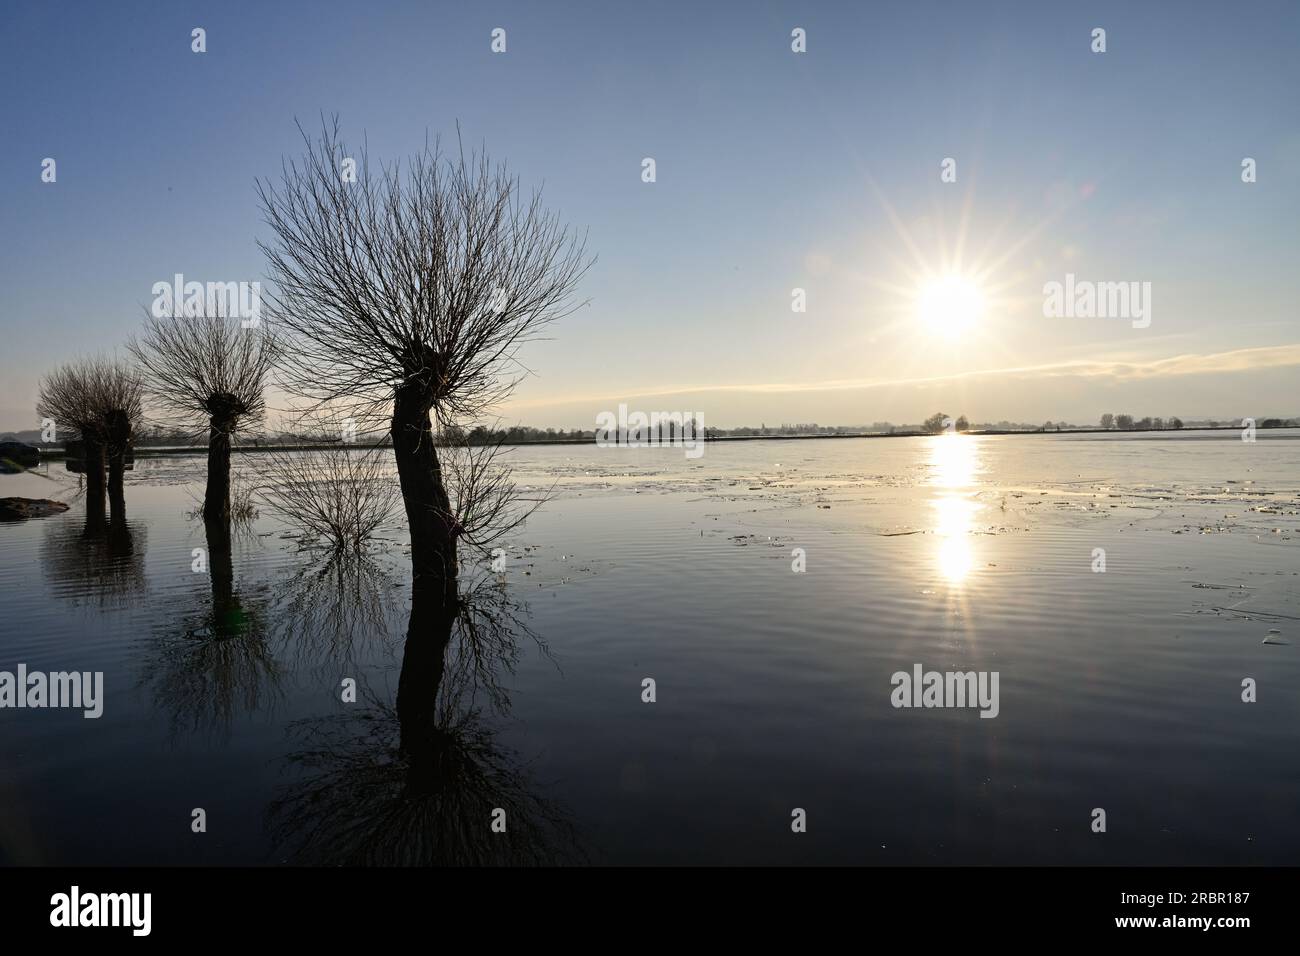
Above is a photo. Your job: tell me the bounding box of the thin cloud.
[506,344,1300,408]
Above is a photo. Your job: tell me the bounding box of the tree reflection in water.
[40,496,147,608]
[139,538,395,742]
[137,518,280,737]
[272,547,402,669]
[267,573,583,865]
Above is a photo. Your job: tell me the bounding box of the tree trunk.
[83,439,107,530]
[391,384,459,598]
[107,458,127,521]
[104,409,131,522]
[204,416,233,524]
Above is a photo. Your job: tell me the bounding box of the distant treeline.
[6,415,1299,450]
[1100,413,1184,430]
[1099,414,1297,431]
[454,425,594,444]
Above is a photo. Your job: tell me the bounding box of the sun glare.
[929,434,983,587]
[916,275,985,336]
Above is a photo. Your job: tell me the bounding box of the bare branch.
[36,355,144,442]
[256,116,593,429]
[439,436,550,554]
[129,309,279,437]
[254,425,401,554]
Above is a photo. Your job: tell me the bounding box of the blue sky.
[2,0,1297,429]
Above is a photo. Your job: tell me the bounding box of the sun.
[916,274,985,336]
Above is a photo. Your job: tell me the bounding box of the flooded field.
[2,429,1298,864]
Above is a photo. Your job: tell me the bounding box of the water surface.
[2,430,1298,864]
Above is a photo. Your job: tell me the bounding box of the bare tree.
[37,357,143,521]
[129,311,278,524]
[922,412,951,435]
[37,362,105,513]
[256,117,591,594]
[256,440,401,554]
[91,360,145,518]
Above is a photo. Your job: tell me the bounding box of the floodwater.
[1,429,1298,865]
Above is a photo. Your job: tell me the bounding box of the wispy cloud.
[507,344,1300,408]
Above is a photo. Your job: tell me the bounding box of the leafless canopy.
[256,116,592,428]
[129,310,278,438]
[36,356,144,442]
[256,441,402,553]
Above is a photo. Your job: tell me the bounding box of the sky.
[1,0,1297,431]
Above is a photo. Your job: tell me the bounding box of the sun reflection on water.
[929,430,978,489]
[928,434,983,585]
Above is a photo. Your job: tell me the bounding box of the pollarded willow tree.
[37,361,108,514]
[94,361,145,517]
[256,118,591,593]
[129,311,278,524]
[37,357,144,519]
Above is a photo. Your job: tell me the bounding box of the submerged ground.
[1,429,1298,864]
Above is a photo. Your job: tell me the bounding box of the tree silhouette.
[130,311,278,524]
[256,117,590,597]
[37,357,143,523]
